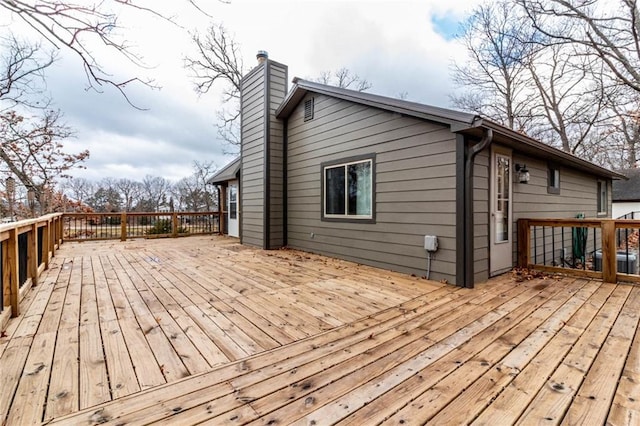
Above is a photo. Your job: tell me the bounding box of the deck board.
[0,236,639,425]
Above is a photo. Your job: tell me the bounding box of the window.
[229,185,237,219]
[547,165,560,194]
[304,98,314,121]
[597,180,607,215]
[323,156,374,221]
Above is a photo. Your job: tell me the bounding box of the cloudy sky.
[6,0,483,183]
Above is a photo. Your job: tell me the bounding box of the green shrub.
[146,219,188,235]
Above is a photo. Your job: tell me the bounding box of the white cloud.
[2,0,481,183]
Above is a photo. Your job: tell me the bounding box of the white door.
[227,180,239,238]
[490,148,513,275]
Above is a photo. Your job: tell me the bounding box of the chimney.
[256,50,268,64]
[240,53,288,249]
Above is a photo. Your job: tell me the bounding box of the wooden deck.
[0,236,638,425]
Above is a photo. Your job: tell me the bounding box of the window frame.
[321,154,376,223]
[547,164,560,194]
[597,180,608,216]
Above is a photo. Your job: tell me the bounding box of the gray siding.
[511,153,611,268]
[240,60,288,249]
[267,62,287,248]
[287,93,459,283]
[240,67,266,248]
[512,153,610,219]
[473,150,490,283]
[474,147,612,274]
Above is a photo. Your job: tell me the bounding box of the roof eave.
[461,120,625,180]
[276,78,477,129]
[208,157,241,185]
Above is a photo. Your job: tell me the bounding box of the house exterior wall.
[613,202,640,219]
[511,152,610,221]
[475,147,612,274]
[239,60,287,249]
[286,93,459,283]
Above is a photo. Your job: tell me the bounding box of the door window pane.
[229,185,237,219]
[495,155,510,243]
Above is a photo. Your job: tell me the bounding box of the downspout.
[463,128,493,288]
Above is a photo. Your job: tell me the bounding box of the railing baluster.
[543,226,547,265]
[533,226,538,265]
[551,226,555,266]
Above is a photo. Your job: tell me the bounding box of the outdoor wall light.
[515,163,530,184]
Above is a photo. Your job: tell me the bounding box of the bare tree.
[87,178,122,212]
[595,86,640,169]
[1,0,219,105]
[185,23,243,150]
[192,160,217,210]
[0,109,88,204]
[526,43,607,154]
[62,176,94,206]
[0,35,56,110]
[313,68,372,91]
[172,160,218,211]
[518,0,640,95]
[141,175,172,212]
[115,178,142,212]
[185,23,373,153]
[450,0,537,131]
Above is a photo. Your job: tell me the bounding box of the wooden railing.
[0,213,63,330]
[63,211,221,242]
[1,211,221,330]
[518,218,640,284]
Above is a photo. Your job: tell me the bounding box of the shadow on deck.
[0,236,638,425]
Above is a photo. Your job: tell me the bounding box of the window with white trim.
[323,158,373,220]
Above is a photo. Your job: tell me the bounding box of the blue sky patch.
[431,13,461,41]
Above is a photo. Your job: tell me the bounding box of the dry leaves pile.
[511,267,561,282]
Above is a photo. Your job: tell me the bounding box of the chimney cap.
[256,50,268,63]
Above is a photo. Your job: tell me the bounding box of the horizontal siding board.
[287,235,457,279]
[286,93,459,283]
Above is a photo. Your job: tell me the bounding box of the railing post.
[517,219,530,268]
[172,213,178,238]
[28,224,38,286]
[219,185,226,235]
[601,220,617,283]
[7,229,19,317]
[120,213,127,241]
[57,215,63,245]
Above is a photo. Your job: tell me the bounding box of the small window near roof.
[548,165,560,194]
[597,180,607,215]
[304,98,314,121]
